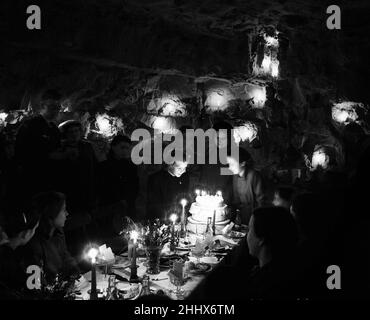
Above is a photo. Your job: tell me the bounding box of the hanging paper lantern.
[147,115,178,134]
[245,83,267,108]
[233,122,258,144]
[311,147,329,170]
[205,87,234,112]
[332,102,359,124]
[92,113,123,138]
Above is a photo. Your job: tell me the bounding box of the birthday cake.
[187,193,229,235]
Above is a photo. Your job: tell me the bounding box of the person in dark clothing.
[199,121,234,202]
[95,135,139,233]
[226,148,266,225]
[56,120,97,214]
[98,135,139,213]
[147,160,189,222]
[291,193,344,299]
[189,207,299,300]
[15,99,61,203]
[0,217,39,299]
[23,192,80,284]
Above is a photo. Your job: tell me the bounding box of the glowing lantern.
[245,83,267,108]
[93,113,123,138]
[311,148,329,170]
[150,115,178,134]
[233,122,258,144]
[332,102,359,124]
[205,88,234,112]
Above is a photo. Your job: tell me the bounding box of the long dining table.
[75,233,244,300]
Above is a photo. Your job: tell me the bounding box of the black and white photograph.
[0,0,369,310]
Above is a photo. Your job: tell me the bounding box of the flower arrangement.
[142,219,172,248]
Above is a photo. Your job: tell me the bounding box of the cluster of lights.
[331,101,359,124]
[233,121,258,144]
[194,189,223,208]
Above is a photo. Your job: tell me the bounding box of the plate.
[116,283,142,300]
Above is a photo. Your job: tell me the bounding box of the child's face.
[272,192,283,207]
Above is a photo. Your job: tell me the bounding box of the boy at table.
[146,158,190,222]
[226,148,266,225]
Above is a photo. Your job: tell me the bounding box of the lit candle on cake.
[195,189,200,196]
[201,190,207,196]
[87,247,99,300]
[129,230,139,282]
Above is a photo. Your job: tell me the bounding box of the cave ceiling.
[0,0,369,109]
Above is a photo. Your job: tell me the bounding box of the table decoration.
[143,219,172,274]
[87,247,99,300]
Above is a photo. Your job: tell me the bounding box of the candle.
[195,189,200,196]
[169,214,177,251]
[216,190,222,197]
[180,199,187,224]
[212,210,216,236]
[87,248,99,300]
[129,231,139,282]
[201,190,207,196]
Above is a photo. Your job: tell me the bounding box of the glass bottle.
[205,217,213,236]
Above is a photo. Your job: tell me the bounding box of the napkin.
[222,222,235,235]
[99,244,115,262]
[212,235,238,246]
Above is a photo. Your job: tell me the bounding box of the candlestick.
[129,231,139,283]
[169,214,177,251]
[87,248,99,300]
[180,199,187,237]
[90,261,98,300]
